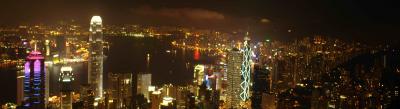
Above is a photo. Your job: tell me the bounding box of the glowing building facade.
[226,48,242,109]
[137,73,152,99]
[194,65,205,86]
[109,73,133,109]
[240,36,252,101]
[88,16,104,99]
[193,65,205,96]
[24,51,46,108]
[59,66,74,109]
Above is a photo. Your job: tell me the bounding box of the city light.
[0,1,398,109]
[240,36,251,101]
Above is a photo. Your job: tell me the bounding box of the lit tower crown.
[88,15,104,99]
[60,66,73,109]
[24,51,46,108]
[60,66,74,83]
[89,16,103,41]
[240,32,252,101]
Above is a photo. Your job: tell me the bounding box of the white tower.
[88,16,104,99]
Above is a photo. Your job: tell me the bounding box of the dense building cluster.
[0,16,399,109]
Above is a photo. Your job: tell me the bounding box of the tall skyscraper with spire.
[240,34,252,102]
[88,16,104,99]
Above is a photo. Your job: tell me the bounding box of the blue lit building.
[24,51,46,108]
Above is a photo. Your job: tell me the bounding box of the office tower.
[79,84,95,108]
[240,36,251,101]
[252,64,269,109]
[16,59,25,106]
[24,51,46,108]
[210,90,221,109]
[210,72,223,91]
[45,40,50,56]
[137,73,152,99]
[56,36,66,59]
[59,66,74,109]
[194,65,205,86]
[65,40,71,59]
[174,86,192,109]
[226,48,242,109]
[194,65,205,97]
[88,16,104,99]
[109,73,133,109]
[150,90,162,109]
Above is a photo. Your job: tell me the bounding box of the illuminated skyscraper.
[194,65,205,86]
[45,40,50,56]
[194,65,205,96]
[88,16,104,99]
[240,36,252,101]
[137,73,152,99]
[59,66,74,109]
[109,73,133,109]
[226,48,242,109]
[24,51,46,108]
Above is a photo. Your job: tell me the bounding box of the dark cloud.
[0,0,398,41]
[132,6,225,21]
[127,6,244,30]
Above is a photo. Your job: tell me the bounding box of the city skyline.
[0,0,399,41]
[0,1,400,109]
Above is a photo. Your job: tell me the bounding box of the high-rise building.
[240,36,252,102]
[79,84,95,109]
[226,48,242,109]
[109,73,133,109]
[252,64,269,109]
[16,59,25,106]
[137,73,152,99]
[59,66,74,109]
[193,65,205,86]
[44,40,50,56]
[150,90,162,109]
[88,16,104,99]
[23,51,46,108]
[193,65,205,97]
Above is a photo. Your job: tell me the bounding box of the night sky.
[0,0,399,41]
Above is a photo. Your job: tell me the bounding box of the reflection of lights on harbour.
[146,53,150,70]
[194,48,200,61]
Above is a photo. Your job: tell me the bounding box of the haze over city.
[0,0,399,109]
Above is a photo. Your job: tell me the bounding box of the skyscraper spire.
[241,32,251,102]
[244,32,250,41]
[34,40,37,51]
